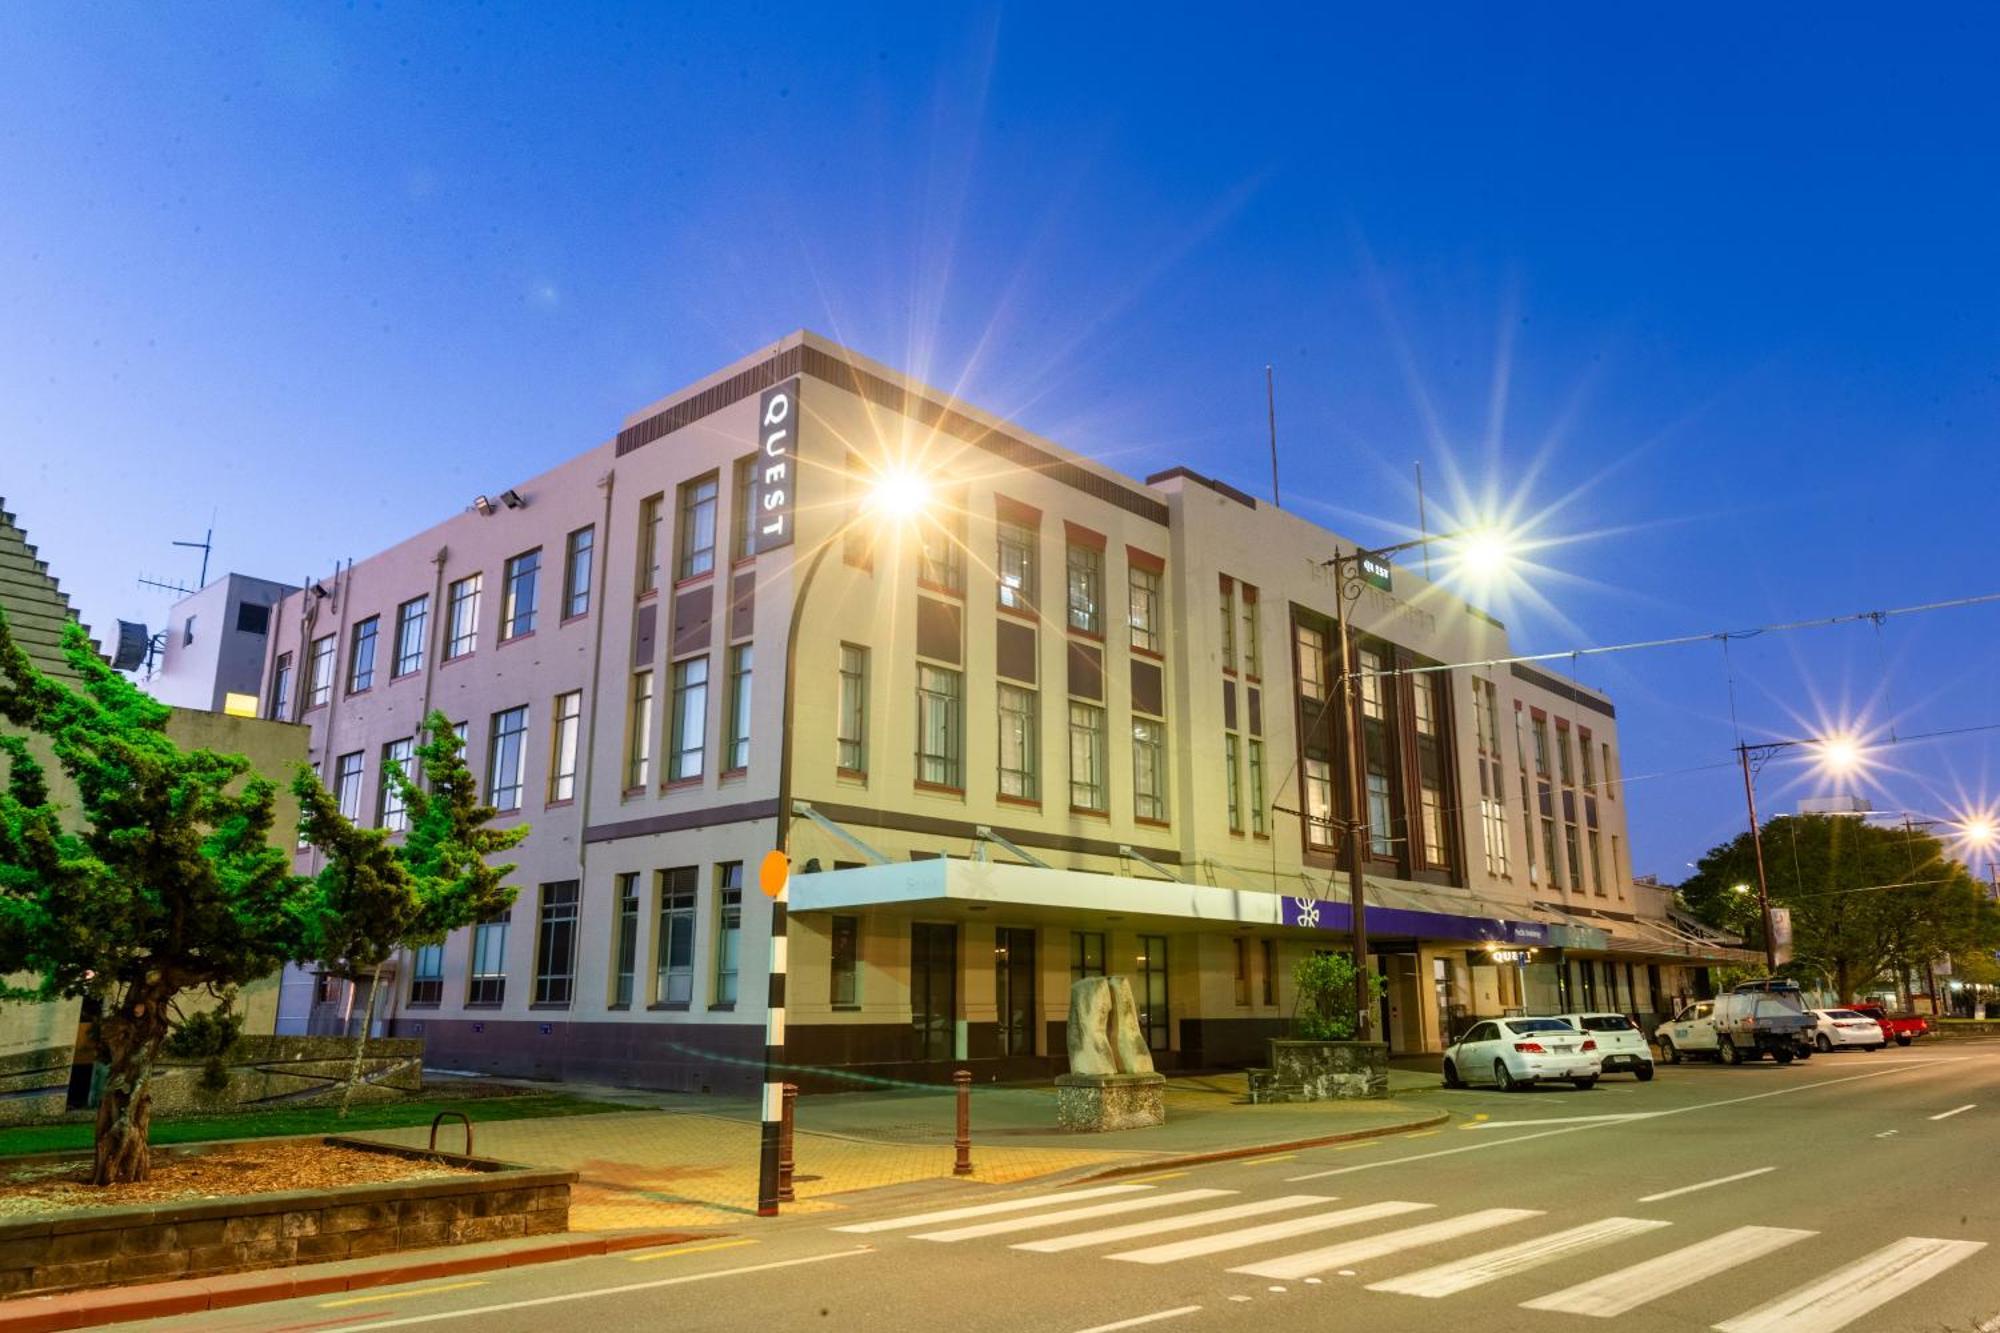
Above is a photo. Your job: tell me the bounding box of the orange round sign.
[758,850,790,898]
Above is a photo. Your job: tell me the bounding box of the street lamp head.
[1815,733,1864,776]
[1732,882,1752,895]
[864,467,933,522]
[1958,815,1998,850]
[1452,528,1517,581]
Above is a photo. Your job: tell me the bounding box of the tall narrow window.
[446,574,482,659]
[1304,756,1335,850]
[1247,737,1268,836]
[677,474,719,580]
[379,737,414,831]
[1358,647,1394,856]
[731,454,759,563]
[997,683,1038,801]
[612,873,640,1007]
[1295,622,1328,701]
[714,862,743,1006]
[1066,544,1102,634]
[1224,733,1243,832]
[1071,931,1106,985]
[1128,564,1161,653]
[1475,678,1510,877]
[1132,718,1168,822]
[306,634,335,707]
[830,915,859,1006]
[626,670,654,789]
[837,644,868,775]
[563,526,594,619]
[1219,578,1237,670]
[1069,702,1106,811]
[637,493,664,595]
[467,911,509,1006]
[1261,939,1278,1006]
[548,690,581,802]
[916,665,963,788]
[919,510,964,593]
[348,617,378,693]
[533,881,579,1006]
[997,519,1036,611]
[487,705,528,811]
[725,644,752,771]
[669,657,708,781]
[1239,587,1261,677]
[1136,935,1168,1050]
[408,944,443,1006]
[501,549,540,640]
[1589,829,1606,896]
[655,867,696,1005]
[1412,671,1449,869]
[269,651,293,720]
[333,751,364,821]
[394,595,428,676]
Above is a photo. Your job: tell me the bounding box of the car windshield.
[1578,1015,1634,1032]
[1825,1010,1861,1019]
[1506,1019,1575,1035]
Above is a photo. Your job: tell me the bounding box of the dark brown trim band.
[583,797,780,844]
[1510,662,1617,719]
[806,799,1181,866]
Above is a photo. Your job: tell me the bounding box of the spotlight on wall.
[310,582,330,600]
[473,495,495,516]
[499,489,527,510]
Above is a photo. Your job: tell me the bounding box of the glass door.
[995,928,1036,1056]
[911,922,958,1062]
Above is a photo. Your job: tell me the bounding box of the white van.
[1655,1000,1717,1063]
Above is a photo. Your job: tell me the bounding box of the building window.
[1475,678,1509,877]
[1602,743,1616,800]
[1304,756,1336,850]
[379,737,414,831]
[731,454,759,563]
[1128,565,1161,653]
[237,602,270,635]
[1358,648,1394,857]
[677,474,719,580]
[564,526,594,619]
[1233,937,1251,1006]
[1239,587,1261,677]
[1071,930,1106,986]
[1579,734,1597,790]
[306,634,335,708]
[725,644,752,771]
[1132,718,1168,822]
[467,911,509,1006]
[1589,829,1606,896]
[548,690,581,802]
[637,493,664,595]
[837,644,868,775]
[1565,819,1585,893]
[714,862,743,1006]
[1295,622,1328,701]
[533,881,579,1006]
[333,751,364,821]
[1261,938,1278,1006]
[613,873,640,1007]
[997,519,1036,611]
[626,670,654,789]
[1219,578,1236,670]
[997,683,1038,801]
[655,867,696,1005]
[1556,725,1575,786]
[1068,702,1106,811]
[182,614,196,646]
[394,596,428,676]
[669,656,708,781]
[918,511,963,593]
[408,944,443,1006]
[1224,734,1243,832]
[1412,672,1448,868]
[830,915,859,1007]
[1532,717,1551,777]
[479,706,524,812]
[348,617,378,693]
[1066,544,1102,634]
[446,574,481,659]
[269,651,292,720]
[1247,738,1268,836]
[916,664,963,788]
[502,549,540,640]
[1136,935,1168,1050]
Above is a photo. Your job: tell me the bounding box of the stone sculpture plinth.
[1056,976,1165,1131]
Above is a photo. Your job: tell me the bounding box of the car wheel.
[1774,1047,1794,1065]
[1635,1062,1655,1082]
[1494,1059,1519,1091]
[1816,1034,1833,1052]
[1442,1059,1463,1089]
[1897,1035,1912,1047]
[1660,1037,1680,1065]
[1719,1038,1740,1066]
[1571,1075,1597,1091]
[1869,1044,1884,1052]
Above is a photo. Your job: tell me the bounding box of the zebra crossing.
[832,1184,1987,1331]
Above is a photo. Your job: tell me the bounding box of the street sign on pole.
[1358,553,1393,592]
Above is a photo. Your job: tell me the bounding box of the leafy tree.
[0,615,315,1182]
[295,712,525,1115]
[1291,952,1386,1041]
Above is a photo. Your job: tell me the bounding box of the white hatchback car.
[1443,1017,1603,1091]
[1553,1012,1656,1081]
[1809,1008,1887,1052]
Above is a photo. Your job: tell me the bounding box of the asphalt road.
[156,1043,2000,1333]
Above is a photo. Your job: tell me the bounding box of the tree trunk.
[1835,958,1853,1006]
[91,992,169,1185]
[337,970,383,1120]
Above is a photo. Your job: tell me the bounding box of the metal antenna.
[172,526,214,588]
[1265,364,1281,509]
[1415,461,1433,579]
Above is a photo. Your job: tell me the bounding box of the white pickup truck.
[1655,981,1817,1065]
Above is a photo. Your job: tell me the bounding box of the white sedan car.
[1809,1008,1887,1052]
[1554,1012,1656,1081]
[1443,1017,1603,1091]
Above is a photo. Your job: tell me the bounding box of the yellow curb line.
[1331,1140,1382,1151]
[1239,1154,1297,1166]
[1401,1130,1443,1140]
[319,1280,487,1308]
[628,1237,759,1263]
[1119,1170,1190,1184]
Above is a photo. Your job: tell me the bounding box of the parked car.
[1654,999,1717,1063]
[1705,979,1817,1064]
[1808,1008,1887,1052]
[1554,1012,1655,1080]
[1443,1017,1602,1090]
[1848,1003,1929,1046]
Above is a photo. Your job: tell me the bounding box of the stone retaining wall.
[0,1139,572,1298]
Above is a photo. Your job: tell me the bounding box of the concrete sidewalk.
[352,1070,1445,1231]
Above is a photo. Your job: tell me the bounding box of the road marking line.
[1523,1226,1816,1317]
[1368,1217,1671,1297]
[1401,1130,1442,1139]
[1070,1307,1203,1333]
[914,1189,1235,1242]
[1286,1061,1953,1182]
[625,1237,758,1263]
[320,1282,487,1309]
[342,1247,875,1330]
[1330,1141,1380,1151]
[1638,1166,1777,1202]
[1714,1236,1987,1333]
[1112,1200,1433,1266]
[1227,1208,1542,1280]
[1118,1171,1188,1185]
[1467,1113,1661,1130]
[1874,1130,1898,1138]
[1240,1154,1296,1165]
[1930,1104,1976,1121]
[832,1184,1151,1232]
[1014,1196,1332,1253]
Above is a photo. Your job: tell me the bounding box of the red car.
[1847,1003,1929,1047]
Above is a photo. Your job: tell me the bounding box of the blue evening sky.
[4,5,1998,879]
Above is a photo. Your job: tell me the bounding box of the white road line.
[1226,1208,1542,1280]
[1367,1216,1670,1298]
[1287,1060,1960,1182]
[913,1189,1233,1242]
[1637,1166,1777,1202]
[1522,1225,1816,1317]
[343,1247,875,1330]
[1070,1307,1203,1333]
[1465,1113,1663,1130]
[832,1184,1151,1233]
[1014,1195,1332,1253]
[1930,1104,1977,1121]
[1111,1200,1433,1266]
[1714,1236,1988,1333]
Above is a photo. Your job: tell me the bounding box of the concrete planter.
[1247,1039,1389,1103]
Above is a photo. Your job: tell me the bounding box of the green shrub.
[165,1001,245,1092]
[1292,951,1385,1041]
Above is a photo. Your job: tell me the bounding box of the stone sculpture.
[1055,976,1165,1131]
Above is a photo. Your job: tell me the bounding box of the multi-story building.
[261,331,1738,1091]
[145,573,296,714]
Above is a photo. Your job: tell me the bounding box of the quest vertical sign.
[755,378,800,553]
